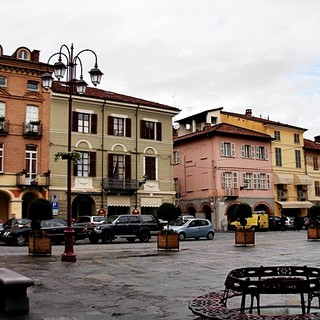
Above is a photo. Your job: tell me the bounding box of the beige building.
[49,82,180,220]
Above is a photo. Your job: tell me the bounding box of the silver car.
[170,218,215,241]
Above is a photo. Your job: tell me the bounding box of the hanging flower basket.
[54,151,81,164]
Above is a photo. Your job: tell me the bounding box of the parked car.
[268,215,282,231]
[87,214,161,244]
[73,215,106,227]
[0,218,30,232]
[0,220,87,246]
[230,212,269,231]
[169,218,215,241]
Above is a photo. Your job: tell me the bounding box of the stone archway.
[186,205,196,217]
[22,192,38,219]
[72,195,95,220]
[225,202,240,230]
[0,191,10,222]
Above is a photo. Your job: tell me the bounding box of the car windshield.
[106,215,119,224]
[173,220,188,226]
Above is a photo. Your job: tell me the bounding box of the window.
[256,146,269,160]
[72,112,97,134]
[140,120,162,141]
[241,145,254,159]
[253,173,269,190]
[25,145,37,180]
[274,130,281,141]
[242,173,253,189]
[145,156,156,180]
[27,80,39,91]
[108,116,131,137]
[173,151,180,164]
[222,171,238,188]
[295,150,301,168]
[0,143,3,172]
[315,181,320,196]
[74,152,96,177]
[26,105,39,123]
[294,133,300,144]
[220,142,235,157]
[313,157,319,171]
[0,77,7,87]
[18,49,29,60]
[0,102,5,117]
[275,147,282,166]
[108,154,131,180]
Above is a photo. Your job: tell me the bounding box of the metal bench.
[0,267,34,314]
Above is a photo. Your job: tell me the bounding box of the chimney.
[31,50,40,62]
[245,109,252,117]
[314,136,320,143]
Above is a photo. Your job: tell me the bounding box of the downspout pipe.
[99,99,107,215]
[135,105,140,212]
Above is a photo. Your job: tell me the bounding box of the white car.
[170,218,215,241]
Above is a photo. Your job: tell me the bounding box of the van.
[230,211,269,231]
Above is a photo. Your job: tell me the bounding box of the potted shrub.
[307,205,320,241]
[156,203,180,250]
[54,151,81,164]
[233,202,254,246]
[28,198,53,255]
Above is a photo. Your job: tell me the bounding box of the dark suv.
[87,214,161,244]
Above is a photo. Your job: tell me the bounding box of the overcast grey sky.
[3,0,320,139]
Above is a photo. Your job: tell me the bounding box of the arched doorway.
[22,192,38,219]
[186,205,196,217]
[72,195,95,220]
[201,204,212,222]
[253,203,271,215]
[225,202,240,230]
[0,191,10,222]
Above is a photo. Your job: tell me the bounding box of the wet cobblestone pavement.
[0,230,318,320]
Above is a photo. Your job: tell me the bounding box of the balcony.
[103,177,139,193]
[277,190,288,201]
[16,171,50,188]
[23,122,42,138]
[224,188,239,199]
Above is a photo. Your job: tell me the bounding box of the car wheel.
[16,234,26,246]
[127,237,136,243]
[207,232,215,240]
[179,232,186,241]
[139,232,150,242]
[101,232,112,244]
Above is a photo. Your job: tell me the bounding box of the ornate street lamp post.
[42,44,103,262]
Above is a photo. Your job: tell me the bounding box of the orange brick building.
[0,45,51,221]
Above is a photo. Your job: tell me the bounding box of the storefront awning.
[107,195,130,207]
[141,197,162,207]
[294,174,312,185]
[273,173,294,185]
[276,201,313,209]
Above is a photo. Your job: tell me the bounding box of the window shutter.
[108,116,113,135]
[108,154,113,177]
[89,152,96,177]
[265,147,269,160]
[73,162,77,176]
[156,122,162,141]
[232,172,238,188]
[91,114,97,134]
[253,173,258,189]
[125,155,131,179]
[126,118,131,138]
[140,120,146,139]
[231,143,235,158]
[266,174,270,189]
[72,112,79,132]
[220,142,224,156]
[251,146,255,159]
[241,145,245,158]
[222,172,226,188]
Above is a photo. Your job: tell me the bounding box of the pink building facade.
[173,123,274,231]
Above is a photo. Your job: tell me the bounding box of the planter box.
[28,234,52,256]
[307,227,320,241]
[235,230,255,246]
[157,233,179,250]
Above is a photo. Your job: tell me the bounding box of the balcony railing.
[16,171,50,188]
[23,122,42,137]
[224,188,239,198]
[103,178,139,192]
[297,190,307,201]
